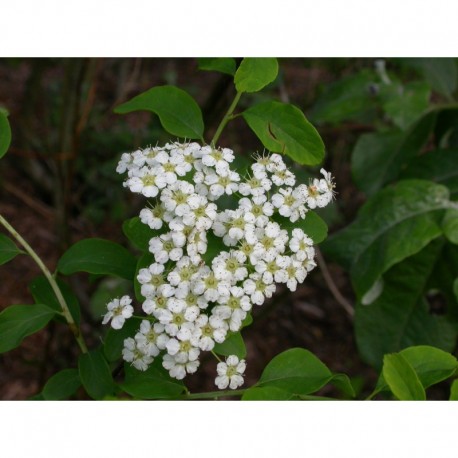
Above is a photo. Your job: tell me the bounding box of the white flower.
[122,337,154,371]
[212,250,248,283]
[137,263,166,298]
[158,299,200,336]
[116,152,134,174]
[215,286,251,332]
[102,295,134,329]
[192,314,227,351]
[243,272,276,305]
[124,166,167,197]
[238,175,272,197]
[160,180,195,216]
[215,355,246,390]
[139,203,166,230]
[201,146,234,174]
[183,194,217,231]
[238,195,274,228]
[162,353,200,380]
[271,167,296,187]
[192,266,230,301]
[149,232,184,264]
[204,169,240,199]
[289,228,314,262]
[135,320,168,356]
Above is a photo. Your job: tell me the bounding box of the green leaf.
[309,70,377,125]
[0,111,12,159]
[57,238,137,281]
[78,349,114,400]
[198,58,236,76]
[258,348,334,395]
[274,210,328,244]
[42,369,81,400]
[355,240,458,369]
[103,318,139,362]
[0,304,55,353]
[29,275,81,326]
[415,58,457,100]
[400,149,458,199]
[213,332,246,359]
[122,216,164,252]
[352,106,443,196]
[323,180,451,299]
[442,209,458,244]
[330,373,356,398]
[380,81,431,131]
[243,101,325,165]
[0,233,22,265]
[450,380,458,400]
[351,131,403,196]
[374,345,458,397]
[121,360,185,399]
[398,346,457,388]
[114,85,204,140]
[242,386,294,400]
[234,58,278,93]
[382,353,426,400]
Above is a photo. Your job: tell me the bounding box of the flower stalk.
[0,213,88,353]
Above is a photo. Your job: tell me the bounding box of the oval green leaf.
[242,386,294,400]
[29,275,81,325]
[235,58,278,93]
[0,304,55,353]
[258,348,333,395]
[57,238,137,281]
[198,58,236,76]
[0,233,22,265]
[121,360,185,399]
[122,216,165,252]
[0,111,12,159]
[450,380,458,400]
[400,149,458,200]
[114,85,204,140]
[323,180,451,299]
[213,332,246,359]
[243,101,325,165]
[382,353,426,400]
[274,210,328,244]
[355,240,457,369]
[78,349,114,400]
[42,368,81,400]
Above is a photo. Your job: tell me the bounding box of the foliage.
[1,58,458,401]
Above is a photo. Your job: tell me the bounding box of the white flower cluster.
[106,141,335,389]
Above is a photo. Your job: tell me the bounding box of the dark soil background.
[0,58,380,400]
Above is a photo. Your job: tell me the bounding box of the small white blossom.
[102,295,133,329]
[122,337,154,371]
[215,355,246,390]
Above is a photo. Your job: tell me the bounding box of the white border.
[1,0,458,57]
[1,402,457,457]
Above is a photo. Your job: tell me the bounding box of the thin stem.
[315,247,354,318]
[180,389,246,400]
[211,91,242,146]
[0,213,88,353]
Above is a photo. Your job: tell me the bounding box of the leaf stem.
[0,213,88,353]
[211,91,242,146]
[179,388,246,400]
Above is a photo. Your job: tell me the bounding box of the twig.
[315,247,354,318]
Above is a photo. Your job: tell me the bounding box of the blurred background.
[0,57,454,399]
